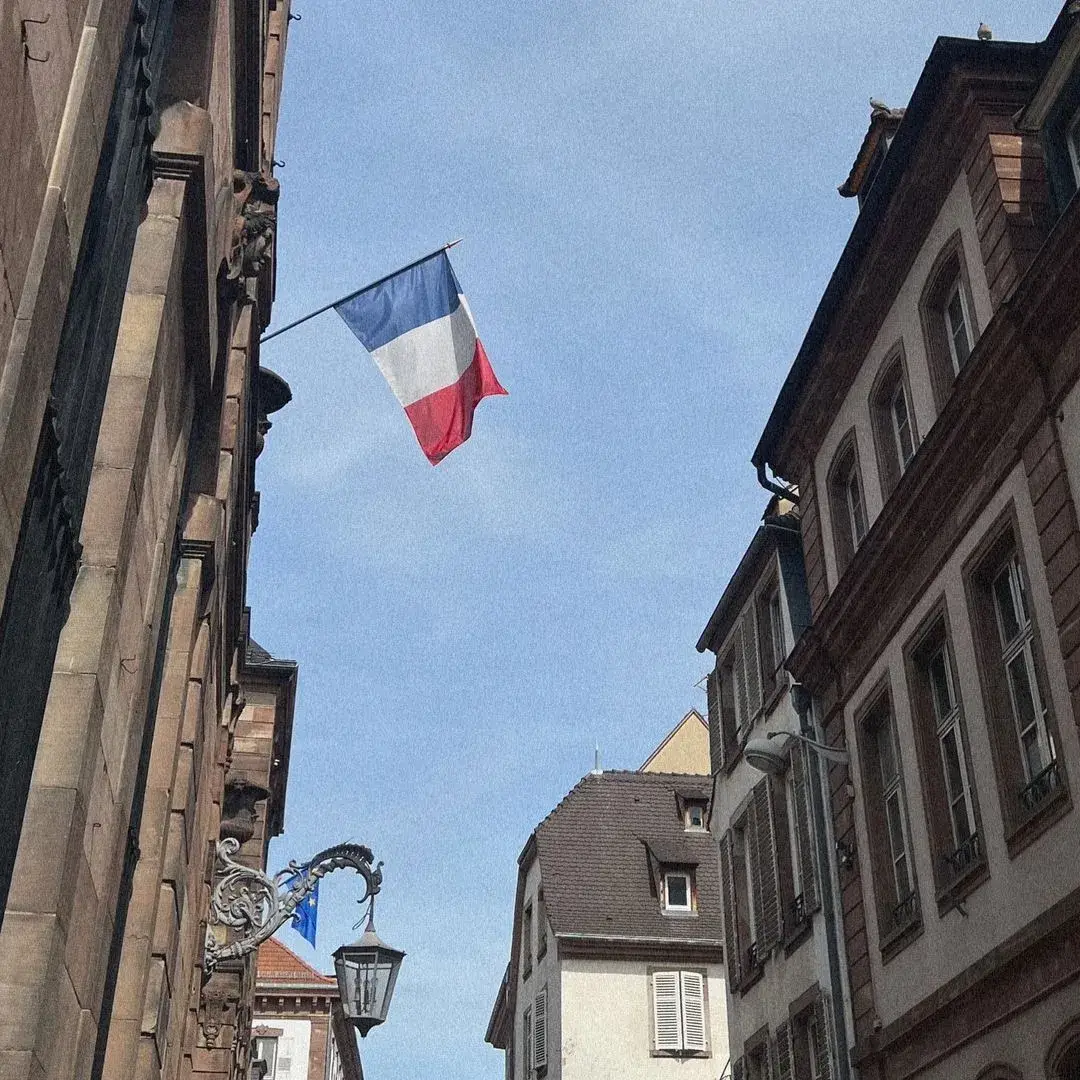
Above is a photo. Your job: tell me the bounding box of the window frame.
[521,902,533,981]
[827,430,869,576]
[963,507,1070,855]
[1067,105,1080,187]
[663,869,694,914]
[870,344,919,498]
[903,600,986,910]
[756,576,787,706]
[920,231,980,414]
[252,1036,279,1080]
[536,889,547,959]
[854,678,922,959]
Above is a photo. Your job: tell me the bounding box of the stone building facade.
[0,7,299,1080]
[748,4,1080,1078]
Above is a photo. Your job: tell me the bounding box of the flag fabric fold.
[286,873,319,947]
[334,251,507,464]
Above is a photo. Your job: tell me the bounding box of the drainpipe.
[756,460,799,505]
[791,683,853,1080]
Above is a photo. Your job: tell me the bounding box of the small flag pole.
[259,238,464,345]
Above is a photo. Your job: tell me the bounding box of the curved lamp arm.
[765,728,849,765]
[204,839,383,973]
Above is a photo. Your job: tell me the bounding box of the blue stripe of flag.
[335,251,462,352]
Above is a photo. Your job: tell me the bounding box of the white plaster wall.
[559,958,728,1080]
[843,463,1080,1027]
[814,171,994,592]
[250,1018,312,1080]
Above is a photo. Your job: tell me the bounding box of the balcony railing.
[1019,760,1061,814]
[942,832,980,881]
[891,890,918,931]
[788,892,809,931]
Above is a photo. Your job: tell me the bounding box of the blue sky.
[251,3,1058,1075]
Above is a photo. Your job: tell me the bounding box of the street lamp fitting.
[743,729,850,775]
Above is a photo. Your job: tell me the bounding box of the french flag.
[335,252,507,464]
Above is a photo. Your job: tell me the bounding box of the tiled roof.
[256,937,337,988]
[534,771,723,943]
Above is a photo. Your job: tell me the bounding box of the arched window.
[827,431,868,574]
[920,231,979,413]
[1047,1017,1080,1080]
[870,344,918,497]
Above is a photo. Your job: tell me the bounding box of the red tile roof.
[256,937,337,988]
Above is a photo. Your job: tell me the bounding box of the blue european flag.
[288,875,319,947]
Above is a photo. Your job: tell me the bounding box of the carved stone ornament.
[224,170,280,295]
[204,839,383,972]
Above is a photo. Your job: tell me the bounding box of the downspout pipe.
[756,460,799,505]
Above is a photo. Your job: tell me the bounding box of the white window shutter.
[652,971,683,1051]
[533,988,548,1069]
[680,971,707,1052]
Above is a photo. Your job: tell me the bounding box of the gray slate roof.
[534,771,723,943]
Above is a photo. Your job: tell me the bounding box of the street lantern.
[333,914,406,1037]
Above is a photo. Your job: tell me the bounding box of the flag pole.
[259,238,464,345]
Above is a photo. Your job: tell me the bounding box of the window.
[756,581,787,700]
[720,780,784,987]
[651,970,709,1055]
[992,555,1055,783]
[684,800,708,831]
[523,1005,532,1074]
[855,684,920,952]
[784,991,833,1080]
[1068,106,1080,186]
[905,608,983,902]
[827,433,868,574]
[536,890,547,958]
[870,348,919,497]
[521,903,533,980]
[966,516,1066,849]
[663,870,693,912]
[252,1037,278,1080]
[710,602,767,771]
[920,233,979,412]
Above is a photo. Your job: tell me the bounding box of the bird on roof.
[977,23,993,40]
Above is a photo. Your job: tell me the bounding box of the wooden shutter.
[652,971,683,1051]
[534,987,548,1069]
[763,780,786,948]
[680,971,707,1052]
[749,780,781,952]
[732,1057,746,1080]
[733,623,749,731]
[741,606,763,719]
[814,993,834,1080]
[707,666,726,774]
[774,1021,793,1080]
[719,832,742,985]
[790,744,819,912]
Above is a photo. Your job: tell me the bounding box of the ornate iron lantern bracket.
[204,838,383,972]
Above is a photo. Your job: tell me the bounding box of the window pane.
[950,791,973,845]
[891,384,914,465]
[848,473,866,543]
[928,649,953,722]
[886,792,906,858]
[940,727,964,799]
[876,723,897,786]
[1007,652,1038,730]
[666,874,689,908]
[1022,726,1047,780]
[993,565,1021,645]
[769,592,785,672]
[946,287,971,368]
[894,850,912,899]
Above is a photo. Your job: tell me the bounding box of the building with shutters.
[252,939,364,1080]
[485,770,728,1080]
[746,5,1080,1078]
[0,6,304,1080]
[696,496,847,1080]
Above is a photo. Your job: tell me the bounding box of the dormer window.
[663,870,694,913]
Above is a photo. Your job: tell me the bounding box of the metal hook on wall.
[288,10,302,20]
[22,13,50,62]
[272,158,285,169]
